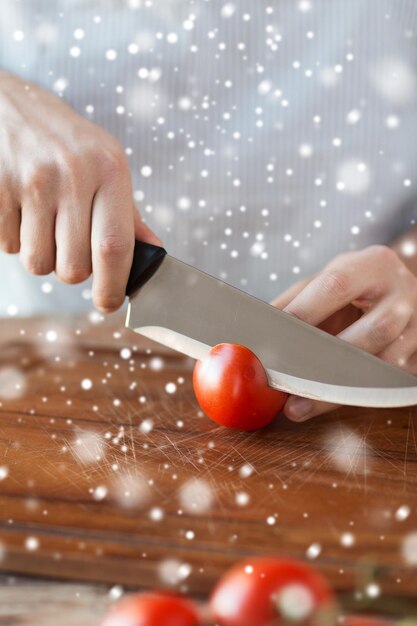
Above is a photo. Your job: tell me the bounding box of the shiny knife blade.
[125,246,417,407]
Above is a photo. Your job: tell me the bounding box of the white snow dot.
[306,543,321,559]
[179,479,213,514]
[141,165,152,177]
[386,115,400,129]
[165,382,177,394]
[139,419,154,434]
[275,584,315,620]
[81,379,93,390]
[221,3,236,18]
[120,348,132,360]
[25,537,40,551]
[13,30,25,42]
[150,507,164,522]
[93,485,108,501]
[401,241,416,257]
[404,179,412,187]
[299,143,313,158]
[73,28,85,40]
[109,585,124,600]
[46,330,57,343]
[41,281,53,294]
[0,467,9,481]
[159,559,192,586]
[395,505,411,521]
[266,515,276,526]
[53,77,68,93]
[105,49,117,61]
[128,42,139,54]
[69,46,81,58]
[298,0,312,12]
[167,32,178,44]
[149,357,164,371]
[235,491,250,506]
[366,583,380,598]
[239,464,254,478]
[341,532,355,547]
[346,108,361,125]
[185,530,195,540]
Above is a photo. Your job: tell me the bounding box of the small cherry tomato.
[193,343,288,430]
[100,592,201,626]
[210,557,337,626]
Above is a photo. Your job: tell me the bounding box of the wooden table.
[0,315,417,622]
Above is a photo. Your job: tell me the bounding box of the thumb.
[133,208,164,247]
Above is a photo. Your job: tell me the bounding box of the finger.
[91,180,135,312]
[270,276,313,309]
[20,199,55,275]
[284,394,339,422]
[377,318,417,369]
[338,295,411,355]
[55,193,93,284]
[134,209,163,247]
[0,186,20,254]
[282,249,390,326]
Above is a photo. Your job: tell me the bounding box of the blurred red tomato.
[210,557,337,626]
[100,592,201,626]
[193,343,288,430]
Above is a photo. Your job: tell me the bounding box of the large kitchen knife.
[125,241,417,407]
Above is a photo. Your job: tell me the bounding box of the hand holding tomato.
[193,343,288,430]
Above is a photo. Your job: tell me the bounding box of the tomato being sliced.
[100,592,201,626]
[193,343,288,431]
[210,557,337,626]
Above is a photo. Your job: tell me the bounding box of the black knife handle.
[126,241,167,297]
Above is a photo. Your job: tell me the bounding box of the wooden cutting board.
[0,316,416,615]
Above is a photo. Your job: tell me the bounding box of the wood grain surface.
[0,315,417,618]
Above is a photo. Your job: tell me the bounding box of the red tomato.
[193,343,288,430]
[210,557,337,626]
[100,592,201,626]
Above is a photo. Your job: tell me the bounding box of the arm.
[0,70,161,311]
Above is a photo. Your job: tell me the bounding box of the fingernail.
[287,398,313,420]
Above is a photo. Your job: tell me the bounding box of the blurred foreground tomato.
[100,592,201,626]
[210,557,337,626]
[193,343,288,430]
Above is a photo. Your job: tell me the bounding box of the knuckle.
[98,145,127,177]
[317,270,351,299]
[97,234,131,259]
[371,312,400,345]
[57,150,80,178]
[23,165,50,195]
[369,244,399,266]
